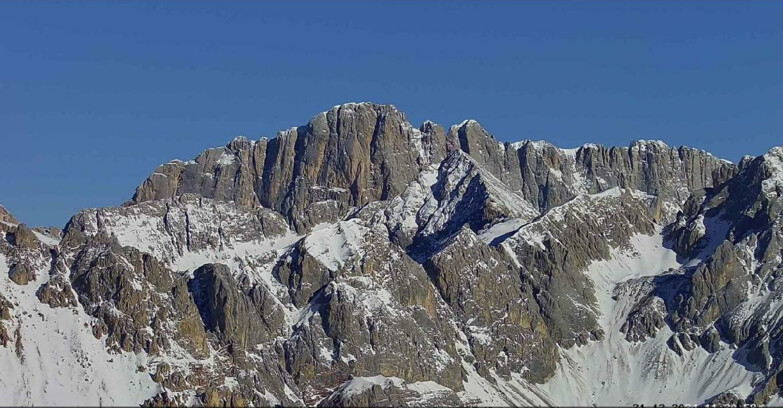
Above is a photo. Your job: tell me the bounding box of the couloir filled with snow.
[456,229,780,406]
[535,232,758,406]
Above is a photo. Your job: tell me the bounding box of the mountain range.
[1,102,782,407]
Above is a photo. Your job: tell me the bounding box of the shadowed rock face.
[424,227,559,383]
[9,102,783,407]
[188,263,286,353]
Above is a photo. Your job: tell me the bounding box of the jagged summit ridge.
[133,102,735,231]
[4,102,783,407]
[132,102,449,232]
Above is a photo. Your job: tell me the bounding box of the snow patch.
[216,151,236,166]
[303,219,369,271]
[342,375,403,397]
[478,218,528,245]
[32,230,60,247]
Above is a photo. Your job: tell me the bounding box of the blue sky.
[1,1,781,227]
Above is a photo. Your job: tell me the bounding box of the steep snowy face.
[0,254,160,406]
[417,151,539,241]
[350,149,540,254]
[301,220,370,272]
[531,232,767,407]
[0,212,159,406]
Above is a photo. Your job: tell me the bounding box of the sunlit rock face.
[7,102,783,406]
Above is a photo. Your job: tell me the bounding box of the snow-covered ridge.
[503,187,652,240]
[0,219,61,248]
[72,197,301,281]
[631,139,670,150]
[331,101,389,111]
[452,119,479,130]
[418,150,539,239]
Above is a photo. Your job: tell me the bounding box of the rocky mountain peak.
[131,103,449,232]
[9,103,783,407]
[446,119,502,165]
[131,103,736,229]
[761,146,783,199]
[448,118,484,137]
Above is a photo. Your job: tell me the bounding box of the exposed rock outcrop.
[620,147,783,404]
[132,103,735,233]
[7,103,780,407]
[0,205,18,224]
[132,103,447,232]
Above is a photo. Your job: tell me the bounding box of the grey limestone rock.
[0,204,18,224]
[3,104,773,406]
[132,103,446,233]
[320,376,464,407]
[188,263,287,353]
[621,296,666,342]
[618,147,783,403]
[498,188,660,348]
[447,119,735,219]
[424,226,558,383]
[132,103,735,234]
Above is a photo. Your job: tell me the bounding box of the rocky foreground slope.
[1,102,781,406]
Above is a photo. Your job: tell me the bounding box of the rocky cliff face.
[2,102,782,407]
[132,103,733,233]
[451,120,735,218]
[132,103,449,233]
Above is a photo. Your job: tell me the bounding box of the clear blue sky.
[1,1,781,227]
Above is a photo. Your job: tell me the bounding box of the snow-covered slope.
[449,230,775,406]
[0,253,158,406]
[536,232,759,406]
